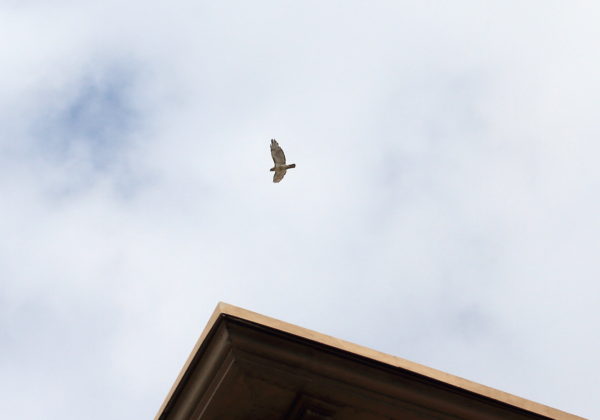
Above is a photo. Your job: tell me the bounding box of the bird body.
[270,164,296,171]
[270,139,295,183]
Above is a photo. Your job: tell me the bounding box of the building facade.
[156,303,584,420]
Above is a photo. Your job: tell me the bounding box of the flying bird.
[270,139,296,183]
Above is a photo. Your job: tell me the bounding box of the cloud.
[34,64,138,163]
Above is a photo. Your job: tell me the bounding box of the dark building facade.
[156,303,584,420]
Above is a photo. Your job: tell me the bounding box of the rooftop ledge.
[156,302,586,420]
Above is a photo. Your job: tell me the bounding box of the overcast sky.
[1,2,599,419]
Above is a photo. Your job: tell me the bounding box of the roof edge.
[155,302,586,420]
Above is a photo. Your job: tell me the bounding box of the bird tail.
[286,164,296,169]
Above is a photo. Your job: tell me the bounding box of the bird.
[270,139,296,183]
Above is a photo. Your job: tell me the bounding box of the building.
[155,302,584,420]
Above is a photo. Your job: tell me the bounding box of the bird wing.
[272,169,287,183]
[270,139,286,165]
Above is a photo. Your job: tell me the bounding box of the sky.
[1,1,599,419]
